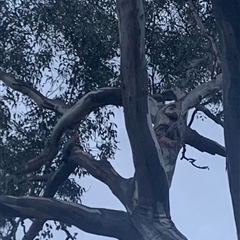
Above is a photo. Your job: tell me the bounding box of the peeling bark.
[153,102,187,186]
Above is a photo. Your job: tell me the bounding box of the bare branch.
[181,145,209,170]
[15,83,164,175]
[0,70,69,115]
[188,109,198,127]
[23,148,136,240]
[0,69,172,116]
[3,68,223,180]
[22,221,44,240]
[183,127,225,157]
[188,104,224,128]
[0,195,135,239]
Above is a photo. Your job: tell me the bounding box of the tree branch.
[117,0,169,216]
[181,145,209,170]
[0,70,69,115]
[183,127,225,157]
[188,109,198,127]
[3,67,222,181]
[16,84,161,175]
[181,73,222,114]
[70,148,135,212]
[0,195,136,239]
[0,69,171,117]
[22,161,78,240]
[18,87,122,174]
[23,148,136,240]
[195,104,224,127]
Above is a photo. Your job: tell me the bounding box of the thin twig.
[181,145,209,170]
[188,109,198,127]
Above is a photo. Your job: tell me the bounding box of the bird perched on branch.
[62,134,80,163]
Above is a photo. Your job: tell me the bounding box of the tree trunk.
[211,1,240,237]
[116,0,187,239]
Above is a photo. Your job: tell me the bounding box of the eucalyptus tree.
[0,0,238,239]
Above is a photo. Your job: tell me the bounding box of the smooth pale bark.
[116,0,187,239]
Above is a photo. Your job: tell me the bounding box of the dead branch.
[181,145,209,170]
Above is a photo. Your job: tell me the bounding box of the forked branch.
[71,148,135,211]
